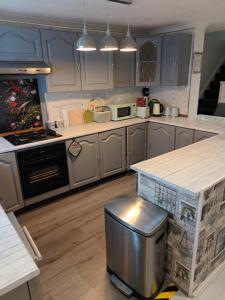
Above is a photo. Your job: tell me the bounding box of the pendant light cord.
[106,0,111,35]
[127,4,130,35]
[83,0,87,34]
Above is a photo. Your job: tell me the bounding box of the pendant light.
[120,5,137,52]
[77,0,96,51]
[100,1,118,51]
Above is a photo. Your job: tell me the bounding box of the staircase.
[198,64,225,115]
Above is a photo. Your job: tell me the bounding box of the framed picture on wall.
[193,52,203,73]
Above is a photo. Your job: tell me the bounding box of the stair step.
[215,73,225,81]
[210,81,220,90]
[220,65,225,73]
[204,89,219,99]
[198,107,215,115]
[198,98,218,109]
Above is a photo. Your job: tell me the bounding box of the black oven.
[17,142,69,199]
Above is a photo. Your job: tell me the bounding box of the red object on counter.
[136,97,146,107]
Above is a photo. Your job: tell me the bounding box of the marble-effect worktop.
[0,205,39,296]
[1,115,225,154]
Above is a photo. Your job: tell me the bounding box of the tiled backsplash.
[44,87,141,121]
[43,85,190,123]
[150,86,190,116]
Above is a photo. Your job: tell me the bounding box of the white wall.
[200,30,225,95]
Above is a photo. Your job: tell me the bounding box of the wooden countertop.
[0,205,39,296]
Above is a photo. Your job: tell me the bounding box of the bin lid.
[104,195,167,237]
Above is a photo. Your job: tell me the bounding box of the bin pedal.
[110,274,133,297]
[155,284,179,300]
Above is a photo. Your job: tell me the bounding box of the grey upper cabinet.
[127,123,148,169]
[148,122,175,158]
[0,26,43,61]
[136,37,161,86]
[113,49,135,87]
[161,33,192,86]
[99,128,126,178]
[175,127,194,149]
[66,134,100,189]
[40,29,81,92]
[0,152,23,212]
[80,34,113,90]
[194,130,216,143]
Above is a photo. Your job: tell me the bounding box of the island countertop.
[131,133,225,194]
[0,205,39,296]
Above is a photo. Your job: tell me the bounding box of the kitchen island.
[132,133,225,296]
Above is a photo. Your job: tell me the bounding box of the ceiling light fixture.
[100,1,119,51]
[76,0,96,51]
[120,4,137,52]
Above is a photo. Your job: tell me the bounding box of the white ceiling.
[0,0,225,29]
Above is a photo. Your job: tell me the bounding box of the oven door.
[17,143,69,199]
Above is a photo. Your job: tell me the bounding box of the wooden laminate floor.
[18,174,138,300]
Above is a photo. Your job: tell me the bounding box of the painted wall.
[200,30,225,95]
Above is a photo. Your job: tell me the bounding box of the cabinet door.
[161,34,179,85]
[40,29,81,92]
[99,128,126,178]
[194,130,216,143]
[1,283,30,300]
[0,26,43,61]
[136,37,161,86]
[175,127,194,149]
[161,33,192,86]
[80,34,113,90]
[148,122,175,158]
[66,134,100,189]
[113,50,135,87]
[0,152,23,212]
[127,123,147,168]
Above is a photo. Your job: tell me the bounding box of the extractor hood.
[0,61,51,75]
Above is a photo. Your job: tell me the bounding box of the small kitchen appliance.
[153,102,164,116]
[108,103,136,121]
[105,195,168,299]
[93,106,111,123]
[136,106,150,119]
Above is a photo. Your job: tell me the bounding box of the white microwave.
[108,103,137,121]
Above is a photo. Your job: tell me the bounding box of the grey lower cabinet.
[148,122,175,158]
[194,130,216,143]
[80,34,113,90]
[99,128,126,178]
[113,49,135,87]
[0,277,41,300]
[161,33,192,86]
[66,134,100,189]
[175,127,194,149]
[0,25,43,61]
[0,152,23,212]
[127,123,148,169]
[40,29,81,92]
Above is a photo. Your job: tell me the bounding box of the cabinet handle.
[23,226,43,262]
[77,63,81,73]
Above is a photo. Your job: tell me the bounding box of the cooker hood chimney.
[0,61,51,75]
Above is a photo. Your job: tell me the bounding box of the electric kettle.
[153,102,164,116]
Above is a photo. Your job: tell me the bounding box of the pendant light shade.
[120,30,137,52]
[100,1,118,51]
[76,0,96,51]
[77,26,96,51]
[120,4,137,52]
[100,29,119,51]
